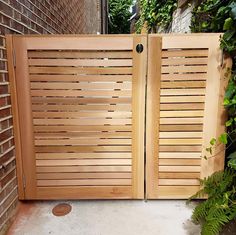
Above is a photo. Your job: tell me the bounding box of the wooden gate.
[146,34,228,199]
[6,35,146,199]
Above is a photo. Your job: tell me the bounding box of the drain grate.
[52,203,72,216]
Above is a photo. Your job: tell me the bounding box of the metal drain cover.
[52,203,72,216]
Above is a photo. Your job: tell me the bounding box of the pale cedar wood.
[8,35,146,199]
[146,34,228,199]
[7,34,228,200]
[6,36,25,199]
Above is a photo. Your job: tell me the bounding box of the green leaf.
[223,18,233,30]
[226,118,233,127]
[210,138,217,146]
[218,133,228,145]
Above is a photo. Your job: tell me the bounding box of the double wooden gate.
[6,34,227,200]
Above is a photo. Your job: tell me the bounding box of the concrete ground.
[7,200,201,235]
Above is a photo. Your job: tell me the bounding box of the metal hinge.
[12,49,16,68]
[23,174,26,189]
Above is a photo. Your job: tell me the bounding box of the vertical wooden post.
[146,35,162,199]
[200,36,228,178]
[6,35,25,199]
[132,35,147,199]
[13,37,37,199]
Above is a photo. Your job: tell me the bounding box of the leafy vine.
[136,0,177,33]
[190,1,236,234]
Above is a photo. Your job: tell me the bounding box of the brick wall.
[169,0,196,33]
[0,0,103,233]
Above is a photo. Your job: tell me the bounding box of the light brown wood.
[146,36,162,199]
[10,34,144,200]
[6,36,25,199]
[132,36,147,199]
[13,36,37,198]
[146,34,225,199]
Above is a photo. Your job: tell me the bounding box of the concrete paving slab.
[7,200,201,235]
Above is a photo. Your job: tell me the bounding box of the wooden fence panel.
[146,34,228,199]
[7,35,146,199]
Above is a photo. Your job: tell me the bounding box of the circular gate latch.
[136,44,144,53]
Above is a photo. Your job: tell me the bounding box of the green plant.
[136,0,177,33]
[190,170,236,235]
[190,1,236,234]
[108,0,133,34]
[191,0,236,177]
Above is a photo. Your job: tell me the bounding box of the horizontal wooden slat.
[159,124,203,132]
[159,132,202,138]
[31,90,131,97]
[34,132,132,139]
[35,145,131,153]
[161,81,206,88]
[35,139,132,146]
[33,119,132,125]
[162,57,208,66]
[29,59,133,67]
[162,65,207,73]
[160,118,203,125]
[159,166,201,172]
[36,165,132,172]
[34,125,132,132]
[159,139,202,145]
[36,159,131,166]
[160,96,205,103]
[161,73,207,81]
[37,179,132,186]
[160,111,204,118]
[159,159,201,166]
[159,152,201,159]
[162,49,208,57]
[36,153,131,159]
[159,172,200,179]
[159,179,200,186]
[30,75,132,82]
[30,82,132,90]
[156,186,200,199]
[159,146,202,152]
[32,104,132,111]
[31,97,132,104]
[28,51,133,59]
[36,186,132,199]
[37,172,132,179]
[160,103,204,110]
[160,89,205,96]
[29,67,132,75]
[33,111,132,118]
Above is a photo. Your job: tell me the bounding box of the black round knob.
[136,44,144,53]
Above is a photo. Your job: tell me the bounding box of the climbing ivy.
[191,0,236,170]
[190,1,236,234]
[136,0,177,33]
[108,0,133,34]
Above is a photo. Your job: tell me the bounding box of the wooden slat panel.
[159,179,200,186]
[28,59,133,67]
[36,159,131,166]
[29,74,132,82]
[159,172,200,179]
[32,104,132,111]
[36,153,132,159]
[37,172,132,179]
[159,159,201,166]
[36,165,132,173]
[36,186,132,200]
[11,35,146,199]
[29,67,132,75]
[30,75,132,82]
[30,82,132,90]
[37,179,132,186]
